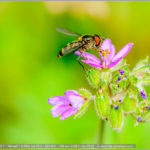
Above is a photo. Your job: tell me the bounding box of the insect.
[56,27,102,58]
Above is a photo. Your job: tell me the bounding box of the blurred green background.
[0,1,150,148]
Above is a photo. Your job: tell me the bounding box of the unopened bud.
[95,89,110,119]
[123,90,137,113]
[108,102,124,131]
[87,69,101,88]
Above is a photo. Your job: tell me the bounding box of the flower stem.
[99,119,105,144]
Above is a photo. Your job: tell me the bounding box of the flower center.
[100,49,110,56]
[69,103,72,107]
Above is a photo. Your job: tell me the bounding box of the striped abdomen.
[57,41,82,58]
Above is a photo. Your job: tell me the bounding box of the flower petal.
[107,57,123,68]
[60,108,78,120]
[64,90,81,96]
[75,51,101,64]
[100,39,115,63]
[112,43,134,62]
[51,105,70,117]
[48,96,69,105]
[81,59,103,68]
[100,39,111,63]
[68,95,84,108]
[108,44,115,61]
[101,38,112,51]
[75,51,102,68]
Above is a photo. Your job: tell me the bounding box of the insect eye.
[94,35,100,47]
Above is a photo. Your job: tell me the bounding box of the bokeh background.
[0,1,150,148]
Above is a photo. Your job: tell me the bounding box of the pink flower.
[75,38,133,68]
[48,90,86,120]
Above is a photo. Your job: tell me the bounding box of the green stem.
[99,119,105,144]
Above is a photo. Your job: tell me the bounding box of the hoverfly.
[57,27,102,58]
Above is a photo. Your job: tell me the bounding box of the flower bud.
[132,57,150,78]
[87,69,101,88]
[100,71,112,86]
[95,89,110,119]
[108,102,124,131]
[132,100,150,123]
[111,67,129,94]
[130,75,138,84]
[133,57,149,72]
[140,76,150,86]
[142,110,150,121]
[123,91,137,113]
[139,101,150,122]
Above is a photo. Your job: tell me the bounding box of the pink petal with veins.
[64,90,81,96]
[60,108,78,120]
[112,43,133,62]
[81,59,103,68]
[107,57,123,68]
[75,51,101,65]
[48,96,69,105]
[51,105,70,117]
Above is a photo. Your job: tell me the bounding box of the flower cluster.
[48,38,150,131]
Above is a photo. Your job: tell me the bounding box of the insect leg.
[77,50,88,77]
[91,47,102,57]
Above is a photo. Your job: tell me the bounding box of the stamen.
[105,49,110,54]
[102,50,106,56]
[100,49,110,56]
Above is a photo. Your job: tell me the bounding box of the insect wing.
[56,27,81,37]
